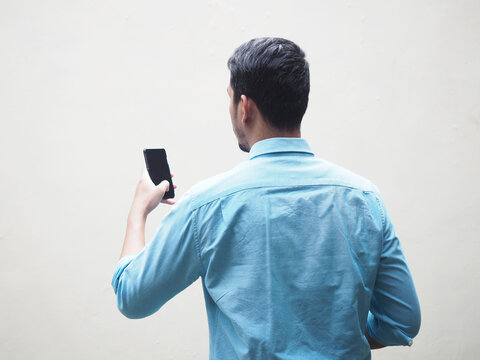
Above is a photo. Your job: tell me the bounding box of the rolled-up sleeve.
[367,196,421,346]
[111,198,202,319]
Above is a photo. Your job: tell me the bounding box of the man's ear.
[240,94,252,125]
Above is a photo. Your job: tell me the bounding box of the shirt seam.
[374,195,386,228]
[361,191,383,289]
[191,183,379,212]
[192,208,206,278]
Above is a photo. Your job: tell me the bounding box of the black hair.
[227,37,310,131]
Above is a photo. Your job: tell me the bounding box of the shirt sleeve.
[111,197,202,319]
[366,195,421,346]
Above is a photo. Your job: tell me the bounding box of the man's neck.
[249,128,301,149]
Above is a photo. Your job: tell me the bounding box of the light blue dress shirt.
[112,137,420,359]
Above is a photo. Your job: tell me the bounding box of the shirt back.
[112,138,420,360]
[191,138,385,359]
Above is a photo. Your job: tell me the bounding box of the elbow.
[403,305,421,340]
[112,255,147,318]
[116,291,150,319]
[115,279,166,319]
[111,261,168,320]
[394,302,421,345]
[367,304,421,346]
[116,295,164,320]
[117,303,148,320]
[114,278,150,319]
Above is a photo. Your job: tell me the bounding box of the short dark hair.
[227,37,310,131]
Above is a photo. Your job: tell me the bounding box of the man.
[112,37,421,359]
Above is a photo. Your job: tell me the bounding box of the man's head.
[227,37,310,152]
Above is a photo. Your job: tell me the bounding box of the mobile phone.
[143,148,175,199]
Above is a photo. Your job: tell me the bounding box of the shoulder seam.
[190,183,379,212]
[374,195,386,228]
[191,208,206,277]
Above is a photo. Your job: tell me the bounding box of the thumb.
[159,180,170,193]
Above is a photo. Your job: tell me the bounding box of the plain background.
[1,1,479,359]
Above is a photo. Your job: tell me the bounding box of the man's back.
[113,137,420,359]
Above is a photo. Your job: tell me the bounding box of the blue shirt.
[112,137,421,359]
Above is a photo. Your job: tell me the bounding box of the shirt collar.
[248,137,314,160]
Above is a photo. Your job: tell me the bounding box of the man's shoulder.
[179,161,251,210]
[319,158,381,195]
[180,157,382,210]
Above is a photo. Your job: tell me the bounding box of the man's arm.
[119,167,174,259]
[366,195,421,347]
[111,167,201,319]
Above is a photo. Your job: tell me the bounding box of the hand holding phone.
[143,148,175,199]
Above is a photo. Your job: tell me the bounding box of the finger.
[161,198,176,205]
[173,184,178,189]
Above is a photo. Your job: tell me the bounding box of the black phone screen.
[143,148,175,199]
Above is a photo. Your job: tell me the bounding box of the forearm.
[120,207,147,259]
[118,169,173,259]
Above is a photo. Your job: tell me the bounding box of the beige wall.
[1,1,479,359]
